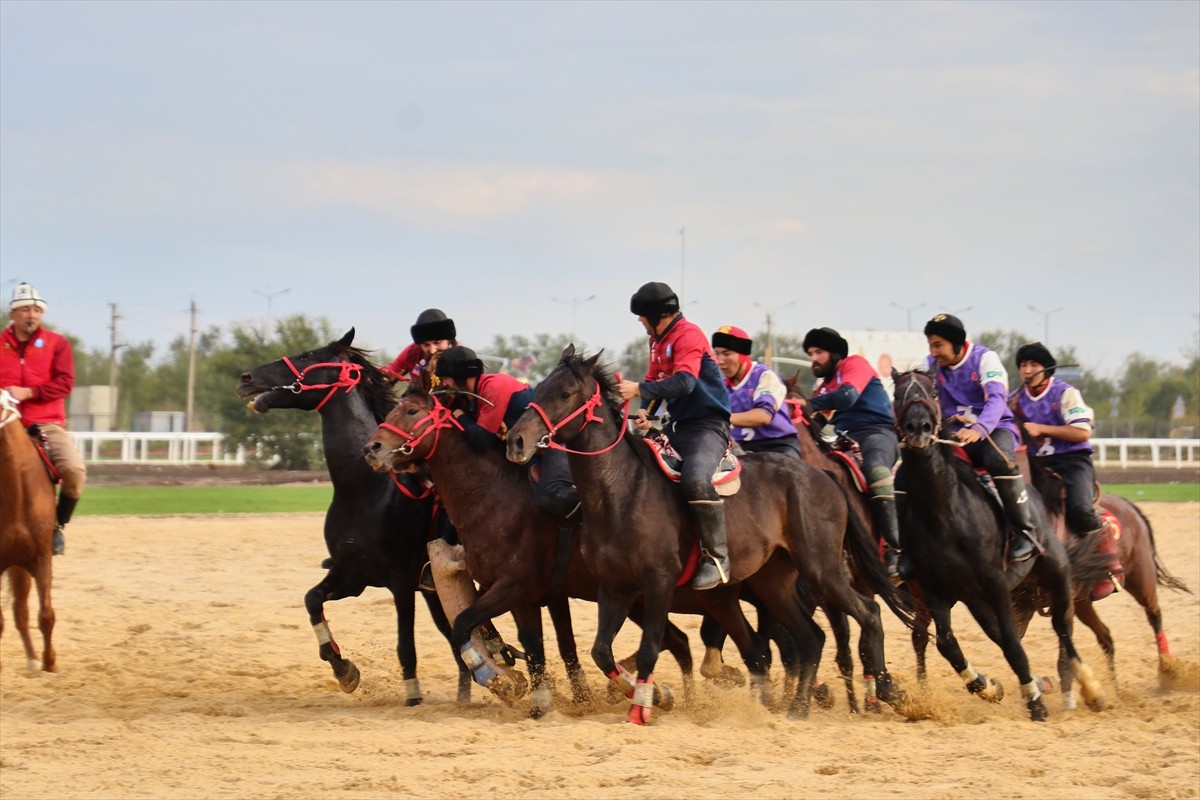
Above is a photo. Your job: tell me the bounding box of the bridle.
[525,379,630,456]
[375,395,463,463]
[894,371,947,447]
[269,356,364,411]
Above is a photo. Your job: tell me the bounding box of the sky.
[2,0,1197,376]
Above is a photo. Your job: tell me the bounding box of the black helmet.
[802,327,849,358]
[1015,342,1057,377]
[629,282,680,319]
[923,313,967,350]
[434,345,485,380]
[411,308,456,344]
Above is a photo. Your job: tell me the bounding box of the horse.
[1023,454,1193,683]
[507,347,911,723]
[0,389,57,673]
[362,386,705,717]
[891,369,1109,720]
[236,329,469,704]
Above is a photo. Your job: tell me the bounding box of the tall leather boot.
[688,499,731,591]
[993,475,1039,563]
[54,494,79,556]
[869,495,902,580]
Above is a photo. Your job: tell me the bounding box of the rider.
[617,282,732,590]
[711,325,800,458]
[385,308,457,387]
[1012,341,1121,598]
[922,313,1038,564]
[0,282,86,556]
[803,326,903,578]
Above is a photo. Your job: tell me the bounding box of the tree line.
[59,314,1199,469]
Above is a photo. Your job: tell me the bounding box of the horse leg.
[1073,598,1115,685]
[747,570,825,720]
[814,571,899,710]
[8,568,39,672]
[625,576,676,725]
[545,595,591,705]
[386,576,423,706]
[927,594,1006,705]
[764,612,804,711]
[449,582,531,706]
[697,612,745,687]
[1120,538,1173,680]
[1036,556,1105,713]
[508,603,552,718]
[304,574,365,694]
[822,605,858,713]
[912,594,932,683]
[659,619,695,706]
[591,584,636,703]
[973,574,1054,721]
[32,560,55,673]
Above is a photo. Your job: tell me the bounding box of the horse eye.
[560,391,570,401]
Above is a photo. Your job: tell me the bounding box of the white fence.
[1092,438,1199,469]
[70,432,245,465]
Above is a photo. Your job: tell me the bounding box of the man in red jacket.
[1,282,85,555]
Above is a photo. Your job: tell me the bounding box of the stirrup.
[418,562,435,593]
[52,526,65,556]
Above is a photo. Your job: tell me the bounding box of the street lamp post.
[753,300,796,367]
[890,301,926,332]
[254,286,291,335]
[1028,305,1063,344]
[552,295,597,341]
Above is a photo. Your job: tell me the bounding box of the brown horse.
[507,348,911,723]
[0,389,57,673]
[362,386,701,717]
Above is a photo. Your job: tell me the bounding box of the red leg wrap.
[1157,631,1171,656]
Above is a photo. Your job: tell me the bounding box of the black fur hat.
[1016,341,1057,377]
[434,345,485,380]
[410,308,456,344]
[802,327,849,358]
[923,313,967,349]
[629,282,680,319]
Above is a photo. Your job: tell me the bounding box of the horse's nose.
[239,372,252,384]
[508,432,524,459]
[363,439,380,458]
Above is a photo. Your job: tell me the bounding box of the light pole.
[254,286,291,334]
[552,295,596,341]
[890,301,926,332]
[679,227,686,306]
[754,300,796,367]
[1028,305,1063,344]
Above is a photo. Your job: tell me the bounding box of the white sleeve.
[1060,386,1095,430]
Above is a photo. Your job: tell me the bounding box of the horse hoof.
[529,685,553,719]
[700,664,747,688]
[654,683,675,712]
[812,683,835,710]
[1027,698,1048,722]
[337,662,361,694]
[1086,694,1108,712]
[487,670,530,705]
[404,696,422,707]
[864,696,883,714]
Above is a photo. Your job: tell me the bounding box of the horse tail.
[1066,532,1116,591]
[842,492,915,629]
[1131,502,1193,595]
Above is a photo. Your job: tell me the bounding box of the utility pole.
[108,303,124,431]
[754,300,796,369]
[680,227,686,306]
[186,298,198,432]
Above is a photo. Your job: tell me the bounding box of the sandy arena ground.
[1,504,1198,800]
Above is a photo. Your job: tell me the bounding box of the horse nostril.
[239,372,252,383]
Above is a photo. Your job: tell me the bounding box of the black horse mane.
[327,340,398,423]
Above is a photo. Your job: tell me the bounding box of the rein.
[526,380,631,456]
[270,356,365,412]
[895,372,1014,463]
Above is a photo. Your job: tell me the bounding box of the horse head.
[506,344,616,465]
[237,329,395,419]
[893,368,941,451]
[362,387,459,472]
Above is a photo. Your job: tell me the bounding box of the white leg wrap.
[313,621,332,646]
[531,685,553,714]
[632,681,655,709]
[404,678,422,702]
[958,663,980,684]
[1020,679,1042,703]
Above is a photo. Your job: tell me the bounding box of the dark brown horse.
[0,389,57,673]
[507,348,911,723]
[1023,457,1192,682]
[237,330,469,704]
[892,370,1109,720]
[362,386,711,718]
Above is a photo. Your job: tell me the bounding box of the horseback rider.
[431,344,580,528]
[617,282,732,591]
[711,325,800,458]
[1012,341,1122,598]
[0,282,85,556]
[803,326,903,579]
[385,308,457,388]
[922,313,1038,564]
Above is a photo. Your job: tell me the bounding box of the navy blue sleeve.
[639,372,697,402]
[808,384,861,412]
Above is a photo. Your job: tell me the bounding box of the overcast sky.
[2,0,1197,375]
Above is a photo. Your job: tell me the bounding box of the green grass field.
[75,482,1197,516]
[79,485,334,516]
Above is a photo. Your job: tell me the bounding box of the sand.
[2,504,1198,800]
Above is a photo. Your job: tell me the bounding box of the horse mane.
[330,340,398,423]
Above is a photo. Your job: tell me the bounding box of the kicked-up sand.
[1,503,1198,799]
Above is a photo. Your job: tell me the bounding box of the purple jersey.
[726,362,797,443]
[924,342,1019,439]
[1016,378,1095,456]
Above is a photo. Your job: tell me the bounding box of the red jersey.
[0,324,76,426]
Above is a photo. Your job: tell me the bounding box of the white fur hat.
[10,283,47,311]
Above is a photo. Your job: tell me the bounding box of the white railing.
[69,432,245,465]
[1091,438,1200,469]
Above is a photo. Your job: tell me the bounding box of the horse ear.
[560,343,576,362]
[583,350,602,372]
[890,367,900,381]
[338,328,355,348]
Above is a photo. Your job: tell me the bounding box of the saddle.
[820,431,871,494]
[25,424,61,485]
[640,432,742,497]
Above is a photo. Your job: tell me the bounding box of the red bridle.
[278,356,364,412]
[524,381,630,456]
[375,396,464,463]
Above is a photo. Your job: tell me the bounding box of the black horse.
[892,369,1107,720]
[236,329,466,704]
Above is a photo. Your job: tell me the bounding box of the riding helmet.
[802,327,848,358]
[629,282,680,319]
[434,346,485,380]
[410,308,456,344]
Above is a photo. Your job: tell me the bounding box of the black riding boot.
[994,475,1038,563]
[53,494,78,556]
[689,499,731,591]
[870,496,902,579]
